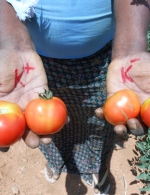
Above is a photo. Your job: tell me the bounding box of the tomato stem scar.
[130,58,140,63]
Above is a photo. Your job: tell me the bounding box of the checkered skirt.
[39,42,115,185]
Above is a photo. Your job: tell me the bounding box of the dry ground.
[0,134,149,195]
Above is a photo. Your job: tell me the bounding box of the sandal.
[92,168,110,195]
[44,162,60,184]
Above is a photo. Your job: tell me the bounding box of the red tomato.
[0,101,26,147]
[25,90,67,135]
[140,98,150,127]
[103,89,141,125]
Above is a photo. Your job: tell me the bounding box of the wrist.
[111,38,148,60]
[0,0,35,52]
[0,23,35,52]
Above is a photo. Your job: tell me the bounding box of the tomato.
[25,89,67,135]
[140,98,150,127]
[103,89,141,125]
[0,101,26,147]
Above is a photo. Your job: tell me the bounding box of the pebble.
[22,158,28,163]
[0,171,2,180]
[12,186,20,194]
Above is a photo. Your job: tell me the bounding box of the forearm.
[0,0,35,51]
[112,0,150,59]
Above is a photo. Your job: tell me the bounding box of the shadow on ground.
[65,173,88,195]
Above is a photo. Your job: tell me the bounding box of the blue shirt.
[25,0,115,59]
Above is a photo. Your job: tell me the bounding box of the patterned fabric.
[39,42,115,185]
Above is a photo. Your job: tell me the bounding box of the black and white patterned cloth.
[39,42,115,185]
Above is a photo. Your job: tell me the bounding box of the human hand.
[96,52,150,137]
[0,47,51,151]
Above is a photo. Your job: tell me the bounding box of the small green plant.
[130,25,150,192]
[135,129,150,192]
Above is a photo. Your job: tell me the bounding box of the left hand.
[96,52,150,136]
[0,49,50,152]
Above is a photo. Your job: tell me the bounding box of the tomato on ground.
[0,101,26,147]
[25,89,67,135]
[140,98,150,127]
[103,89,141,125]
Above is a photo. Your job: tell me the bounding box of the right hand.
[95,107,147,138]
[95,52,150,138]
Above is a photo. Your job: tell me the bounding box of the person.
[0,0,150,194]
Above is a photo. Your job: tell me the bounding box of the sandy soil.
[0,134,149,195]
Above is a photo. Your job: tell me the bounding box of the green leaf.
[148,127,150,135]
[138,163,149,169]
[139,155,147,163]
[139,186,150,192]
[136,172,149,180]
[148,133,150,140]
[136,142,144,151]
[145,152,150,160]
[143,141,148,146]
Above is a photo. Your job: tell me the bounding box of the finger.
[22,128,40,149]
[39,135,53,145]
[126,118,146,136]
[39,116,70,144]
[35,116,70,145]
[0,147,10,152]
[95,107,104,120]
[114,125,128,139]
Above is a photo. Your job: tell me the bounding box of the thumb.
[95,107,104,120]
[126,118,147,136]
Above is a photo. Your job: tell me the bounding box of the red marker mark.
[130,58,140,63]
[23,63,35,73]
[19,81,25,87]
[15,69,25,87]
[14,63,35,88]
[121,65,134,84]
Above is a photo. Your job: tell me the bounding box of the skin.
[96,0,150,136]
[0,0,69,149]
[0,0,49,148]
[94,1,150,190]
[107,0,150,135]
[0,0,150,193]
[0,0,149,148]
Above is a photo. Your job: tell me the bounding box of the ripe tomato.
[0,101,26,147]
[140,98,150,127]
[103,89,141,125]
[25,89,67,135]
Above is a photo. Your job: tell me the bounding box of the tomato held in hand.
[25,89,67,135]
[103,89,141,125]
[0,101,26,147]
[140,98,150,127]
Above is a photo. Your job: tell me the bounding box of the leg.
[38,42,115,194]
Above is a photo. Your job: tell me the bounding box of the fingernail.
[95,109,104,119]
[127,122,136,130]
[130,129,144,136]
